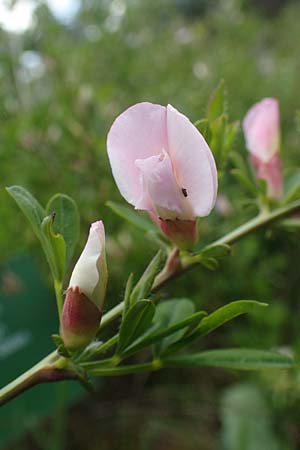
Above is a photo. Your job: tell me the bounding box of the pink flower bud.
[107,102,218,248]
[243,98,283,199]
[61,221,107,350]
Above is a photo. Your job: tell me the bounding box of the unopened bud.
[243,98,283,200]
[60,221,107,350]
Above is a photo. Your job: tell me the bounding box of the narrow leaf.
[224,120,240,154]
[130,250,165,305]
[41,214,66,281]
[6,185,46,240]
[164,348,294,370]
[124,310,207,357]
[153,299,195,355]
[199,257,219,271]
[106,201,157,233]
[201,243,231,259]
[164,300,267,355]
[194,118,212,143]
[117,300,155,353]
[123,273,134,315]
[46,193,80,269]
[207,79,226,122]
[283,171,300,205]
[231,168,258,195]
[195,300,267,338]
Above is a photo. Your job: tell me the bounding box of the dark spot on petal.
[182,188,188,197]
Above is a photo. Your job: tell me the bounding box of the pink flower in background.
[107,102,218,248]
[61,221,107,350]
[243,98,283,200]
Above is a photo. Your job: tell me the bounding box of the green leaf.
[164,348,294,370]
[194,118,212,143]
[197,244,231,272]
[6,186,66,281]
[224,120,240,154]
[46,193,80,269]
[123,310,207,357]
[51,334,70,357]
[6,185,46,240]
[231,168,258,196]
[130,250,165,305]
[201,243,231,259]
[106,201,158,233]
[207,79,226,122]
[281,218,300,228]
[41,214,66,281]
[123,273,134,315]
[194,300,267,338]
[164,300,267,354]
[283,171,300,204]
[153,298,196,355]
[210,114,227,164]
[117,300,156,354]
[199,256,219,271]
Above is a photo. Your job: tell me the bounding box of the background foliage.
[1,0,300,448]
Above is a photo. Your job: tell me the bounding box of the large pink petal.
[166,104,218,217]
[243,98,280,163]
[135,150,193,220]
[107,102,167,205]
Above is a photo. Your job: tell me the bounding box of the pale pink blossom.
[107,102,218,247]
[243,98,283,199]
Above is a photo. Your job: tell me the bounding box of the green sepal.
[52,334,71,358]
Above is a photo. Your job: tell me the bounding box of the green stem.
[0,351,76,407]
[1,199,300,405]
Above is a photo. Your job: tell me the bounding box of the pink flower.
[243,98,283,200]
[61,221,107,350]
[107,102,218,248]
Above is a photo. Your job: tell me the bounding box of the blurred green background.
[1,0,300,448]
